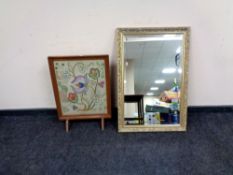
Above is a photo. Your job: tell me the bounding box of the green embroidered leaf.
[62,106,69,113]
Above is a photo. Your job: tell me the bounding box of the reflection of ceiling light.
[162,68,176,74]
[125,35,183,42]
[146,92,154,96]
[176,47,181,54]
[178,68,182,74]
[163,35,183,40]
[163,34,177,38]
[155,79,165,84]
[124,80,127,84]
[150,87,159,91]
[125,61,128,66]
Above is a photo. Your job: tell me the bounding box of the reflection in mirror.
[117,27,190,132]
[124,34,182,125]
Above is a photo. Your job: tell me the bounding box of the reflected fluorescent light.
[150,87,159,91]
[162,68,176,74]
[163,34,177,38]
[125,61,128,66]
[124,80,127,84]
[125,35,183,42]
[176,47,181,54]
[178,68,182,74]
[163,35,183,41]
[155,79,165,84]
[146,92,154,96]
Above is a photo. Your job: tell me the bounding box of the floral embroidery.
[89,68,100,80]
[98,81,105,88]
[54,60,107,115]
[71,75,88,93]
[67,92,77,101]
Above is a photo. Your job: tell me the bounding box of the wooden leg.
[101,118,104,131]
[65,120,69,133]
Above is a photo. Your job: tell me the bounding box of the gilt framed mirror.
[117,27,190,132]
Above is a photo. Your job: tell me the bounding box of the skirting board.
[0,106,233,117]
[0,108,57,117]
[188,106,233,113]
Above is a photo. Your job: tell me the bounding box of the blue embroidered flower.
[71,75,88,93]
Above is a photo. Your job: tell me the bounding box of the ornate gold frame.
[117,27,190,132]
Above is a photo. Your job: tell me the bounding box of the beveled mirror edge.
[117,27,190,132]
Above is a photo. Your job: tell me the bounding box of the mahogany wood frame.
[48,55,111,131]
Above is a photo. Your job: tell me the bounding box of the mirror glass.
[117,28,190,132]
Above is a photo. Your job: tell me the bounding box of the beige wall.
[1,0,233,109]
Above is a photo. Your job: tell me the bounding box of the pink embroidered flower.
[98,81,105,88]
[67,92,77,101]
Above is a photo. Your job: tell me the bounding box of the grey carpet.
[0,112,233,175]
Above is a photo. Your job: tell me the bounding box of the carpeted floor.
[0,111,233,175]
